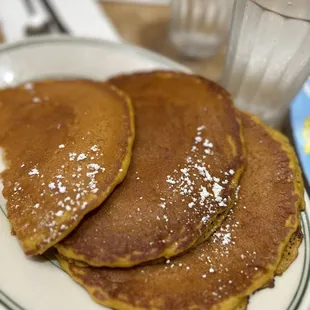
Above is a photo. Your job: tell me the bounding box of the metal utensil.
[23,0,53,35]
[45,0,120,41]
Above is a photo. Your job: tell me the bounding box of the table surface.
[101,2,225,81]
[0,2,225,81]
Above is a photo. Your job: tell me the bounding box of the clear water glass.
[169,0,234,59]
[222,0,310,129]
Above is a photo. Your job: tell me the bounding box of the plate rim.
[0,35,309,310]
[0,35,188,310]
[0,35,190,73]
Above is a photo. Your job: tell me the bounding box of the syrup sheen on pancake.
[0,80,135,255]
[57,112,304,310]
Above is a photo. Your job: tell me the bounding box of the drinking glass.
[222,0,310,129]
[169,0,234,59]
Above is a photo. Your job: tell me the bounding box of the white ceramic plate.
[0,36,309,310]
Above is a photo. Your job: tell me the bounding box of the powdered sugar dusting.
[11,143,109,246]
[77,153,87,161]
[160,126,234,226]
[91,145,98,152]
[69,152,77,161]
[24,82,33,90]
[32,97,41,103]
[48,182,56,190]
[29,168,39,176]
[158,185,260,301]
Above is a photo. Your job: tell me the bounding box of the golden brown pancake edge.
[56,207,303,310]
[57,226,301,310]
[56,110,304,310]
[56,71,246,267]
[229,223,303,310]
[0,80,135,255]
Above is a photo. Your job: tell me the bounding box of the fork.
[22,0,53,35]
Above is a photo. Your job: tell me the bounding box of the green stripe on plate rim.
[0,290,26,310]
[1,202,309,310]
[287,210,310,310]
[0,36,309,310]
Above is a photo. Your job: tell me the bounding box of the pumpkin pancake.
[57,217,303,310]
[0,80,134,255]
[233,222,303,310]
[276,224,303,275]
[57,111,304,310]
[233,299,248,310]
[56,71,245,267]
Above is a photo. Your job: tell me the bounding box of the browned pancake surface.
[0,80,134,255]
[276,225,303,276]
[56,72,245,267]
[58,112,303,310]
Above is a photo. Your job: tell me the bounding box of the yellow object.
[302,116,310,154]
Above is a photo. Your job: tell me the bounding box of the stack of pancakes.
[0,72,304,310]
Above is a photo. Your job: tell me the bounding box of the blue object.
[290,77,310,186]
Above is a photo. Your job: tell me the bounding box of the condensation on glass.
[169,0,234,59]
[222,0,310,128]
